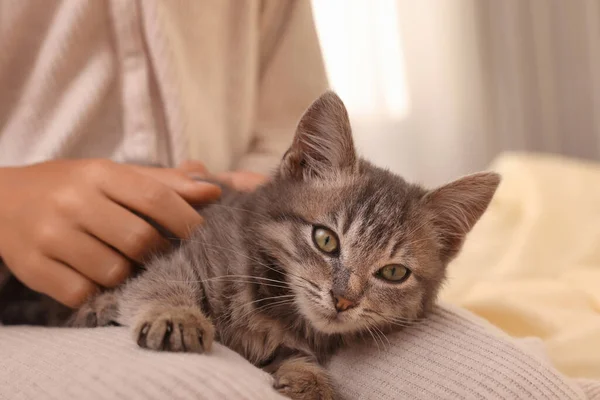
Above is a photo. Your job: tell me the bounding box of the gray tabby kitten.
[70,91,500,400]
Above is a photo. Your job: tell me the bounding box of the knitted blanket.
[2,304,598,400]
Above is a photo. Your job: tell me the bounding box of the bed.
[442,152,600,380]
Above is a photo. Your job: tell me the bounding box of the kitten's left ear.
[279,91,357,180]
[423,172,501,262]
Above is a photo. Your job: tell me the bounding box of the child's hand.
[178,160,268,192]
[216,171,268,192]
[0,159,221,307]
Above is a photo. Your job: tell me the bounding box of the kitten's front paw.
[68,292,119,327]
[274,360,335,400]
[133,306,214,353]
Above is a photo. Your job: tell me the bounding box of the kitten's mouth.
[309,307,359,334]
[322,310,348,321]
[296,289,361,334]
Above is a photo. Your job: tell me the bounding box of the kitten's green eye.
[312,226,339,255]
[376,264,411,283]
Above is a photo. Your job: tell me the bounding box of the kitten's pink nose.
[331,292,356,312]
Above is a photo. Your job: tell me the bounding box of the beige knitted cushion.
[1,304,598,400]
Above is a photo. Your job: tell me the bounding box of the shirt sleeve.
[235,0,329,175]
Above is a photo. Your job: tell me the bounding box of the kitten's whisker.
[264,265,311,290]
[167,237,309,292]
[362,309,427,330]
[239,252,316,292]
[384,315,424,324]
[234,298,297,321]
[374,328,389,350]
[364,325,381,352]
[163,280,287,292]
[171,239,266,266]
[207,280,289,290]
[363,315,391,349]
[387,322,414,329]
[239,294,295,309]
[363,309,421,323]
[218,274,288,285]
[383,317,425,328]
[229,296,296,322]
[381,316,416,323]
[182,273,289,285]
[358,330,369,346]
[162,275,289,290]
[170,238,309,287]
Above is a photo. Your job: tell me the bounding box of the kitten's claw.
[274,359,335,400]
[133,306,214,353]
[137,323,150,347]
[68,292,120,327]
[86,311,97,327]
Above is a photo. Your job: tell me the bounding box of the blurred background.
[311,0,600,186]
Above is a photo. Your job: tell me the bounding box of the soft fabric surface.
[2,303,598,400]
[442,152,600,380]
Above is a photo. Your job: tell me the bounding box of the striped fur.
[68,92,500,399]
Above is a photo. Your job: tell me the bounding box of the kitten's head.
[256,91,500,335]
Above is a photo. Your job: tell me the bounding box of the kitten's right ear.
[279,91,358,180]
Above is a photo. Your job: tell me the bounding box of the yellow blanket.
[442,152,600,380]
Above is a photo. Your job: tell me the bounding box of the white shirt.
[0,0,328,173]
